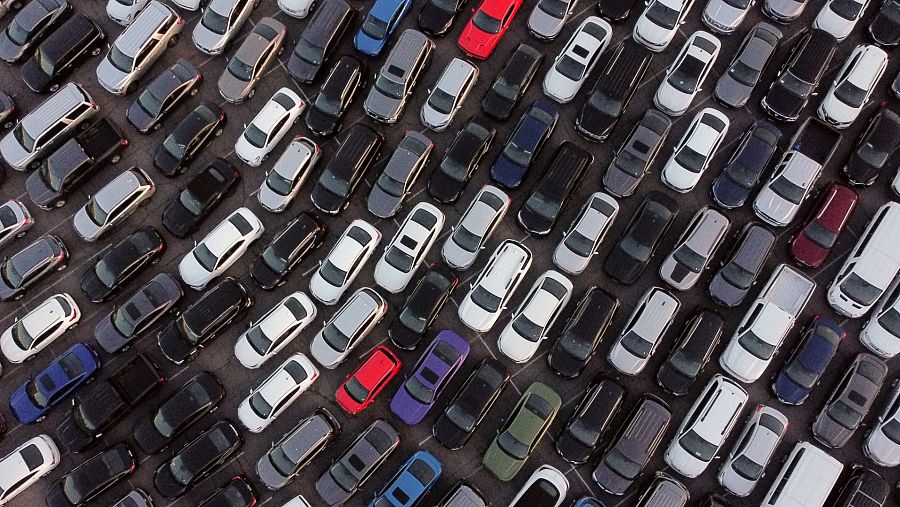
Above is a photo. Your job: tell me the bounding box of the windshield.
[729,61,759,86]
[428,89,457,114]
[785,360,819,389]
[250,392,273,418]
[11,322,33,350]
[497,432,529,460]
[375,74,405,99]
[525,192,559,221]
[315,93,340,116]
[268,447,296,477]
[94,259,118,288]
[725,160,759,188]
[163,134,187,158]
[679,430,716,461]
[34,48,55,75]
[588,92,622,116]
[472,11,502,33]
[722,262,753,289]
[779,72,814,97]
[244,124,268,149]
[646,1,679,28]
[318,260,348,287]
[179,189,204,215]
[266,169,295,196]
[295,38,324,65]
[86,198,109,226]
[503,140,534,167]
[560,333,592,360]
[201,9,229,34]
[168,456,195,486]
[446,405,475,431]
[137,89,164,116]
[192,244,218,272]
[673,246,705,272]
[840,273,882,306]
[385,247,414,273]
[619,236,651,262]
[319,170,350,197]
[246,327,273,356]
[877,308,900,337]
[669,351,701,377]
[399,306,427,334]
[669,56,704,94]
[471,286,501,313]
[404,376,435,404]
[112,308,135,337]
[344,377,370,403]
[13,124,36,153]
[738,330,774,360]
[802,222,837,249]
[769,176,806,204]
[26,380,49,408]
[108,46,135,73]
[556,55,586,81]
[6,20,30,45]
[731,455,764,480]
[322,324,350,352]
[376,172,405,197]
[831,0,863,18]
[564,231,595,257]
[834,81,867,106]
[882,419,900,444]
[620,331,652,359]
[674,146,706,172]
[452,226,481,253]
[539,0,569,16]
[227,57,254,81]
[2,260,24,288]
[857,143,889,167]
[827,400,862,428]
[262,247,288,273]
[512,315,543,342]
[605,448,641,479]
[362,15,388,39]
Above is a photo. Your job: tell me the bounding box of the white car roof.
[202,208,262,257]
[250,88,303,130]
[20,295,70,336]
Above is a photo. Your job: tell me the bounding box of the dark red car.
[790,183,858,268]
[457,0,523,59]
[336,346,401,415]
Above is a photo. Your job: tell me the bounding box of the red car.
[790,183,858,268]
[457,0,523,59]
[336,345,402,415]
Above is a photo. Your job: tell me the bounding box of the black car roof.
[789,29,838,83]
[37,13,98,63]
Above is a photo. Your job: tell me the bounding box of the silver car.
[719,405,788,496]
[217,17,286,103]
[0,199,32,251]
[367,131,434,218]
[73,168,155,242]
[421,58,478,131]
[441,185,509,270]
[763,0,808,21]
[310,287,386,368]
[607,287,680,375]
[192,0,257,55]
[714,22,782,108]
[553,192,618,275]
[864,377,900,467]
[527,0,578,39]
[659,207,730,291]
[256,410,340,490]
[259,137,321,213]
[702,0,753,33]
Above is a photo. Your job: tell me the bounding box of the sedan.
[818,44,888,128]
[714,23,781,108]
[553,192,619,275]
[813,353,887,448]
[0,435,60,505]
[480,43,542,121]
[710,120,782,209]
[661,107,729,193]
[368,132,434,218]
[315,419,399,506]
[0,234,68,302]
[336,346,401,414]
[217,17,286,103]
[0,199,32,251]
[256,410,340,490]
[0,0,69,63]
[458,239,532,332]
[547,287,618,379]
[417,0,469,35]
[309,287,387,368]
[374,202,444,293]
[179,207,264,290]
[656,309,724,395]
[370,451,442,505]
[9,343,99,424]
[790,183,858,268]
[718,406,788,497]
[490,100,558,189]
[126,59,202,134]
[603,109,672,198]
[813,0,870,40]
[509,466,568,507]
[94,273,183,354]
[708,223,775,307]
[498,270,573,363]
[237,353,319,433]
[234,291,317,369]
[1,293,79,364]
[250,212,327,290]
[198,477,256,507]
[441,185,509,270]
[773,317,843,405]
[355,0,412,56]
[655,31,721,117]
[542,17,611,103]
[80,226,165,302]
[607,287,680,375]
[154,420,242,499]
[603,191,678,285]
[45,443,135,507]
[427,116,496,204]
[869,0,900,46]
[555,378,625,464]
[433,358,509,450]
[389,264,457,350]
[192,0,256,55]
[842,106,900,187]
[309,219,381,304]
[633,0,695,51]
[258,137,320,213]
[235,88,306,166]
[163,159,240,238]
[153,103,226,176]
[457,0,524,59]
[865,378,900,467]
[305,56,365,137]
[73,168,155,242]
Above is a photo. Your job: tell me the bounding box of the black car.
[843,106,900,187]
[432,358,509,450]
[287,0,356,83]
[833,465,889,507]
[198,477,257,507]
[0,0,70,63]
[95,273,183,354]
[556,378,625,464]
[597,0,639,21]
[162,158,240,238]
[869,0,900,46]
[45,443,136,507]
[126,59,203,134]
[251,212,327,290]
[154,419,242,499]
[305,55,365,137]
[0,234,67,301]
[761,29,838,122]
[132,371,226,455]
[481,43,543,121]
[418,0,469,35]
[547,286,618,378]
[711,120,782,209]
[575,39,652,142]
[427,115,496,203]
[20,13,104,93]
[310,123,383,214]
[389,263,458,350]
[603,191,678,285]
[517,141,592,235]
[80,226,165,303]
[157,277,253,364]
[153,102,226,177]
[656,309,724,396]
[26,118,128,210]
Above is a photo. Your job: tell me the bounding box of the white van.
[760,441,843,507]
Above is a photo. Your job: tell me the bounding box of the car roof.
[116,1,178,56]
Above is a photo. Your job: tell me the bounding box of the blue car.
[354,0,413,56]
[368,450,442,506]
[573,497,607,507]
[10,343,100,424]
[490,100,559,189]
[772,316,843,405]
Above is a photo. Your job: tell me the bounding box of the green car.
[483,382,562,481]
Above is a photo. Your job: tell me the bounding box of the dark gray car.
[257,409,340,490]
[367,131,434,218]
[0,234,67,301]
[126,59,202,134]
[603,109,671,198]
[714,22,782,108]
[708,223,775,307]
[315,419,399,506]
[0,0,69,63]
[94,273,183,354]
[217,17,285,103]
[813,353,888,448]
[636,474,689,507]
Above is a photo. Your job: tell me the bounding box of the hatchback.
[192,0,256,55]
[547,287,618,378]
[422,58,478,131]
[603,191,679,285]
[0,292,79,364]
[0,435,60,505]
[432,358,509,450]
[163,159,240,239]
[719,405,788,497]
[480,43,542,120]
[389,263,457,350]
[305,55,365,137]
[602,109,671,197]
[336,346,401,414]
[250,212,326,290]
[818,44,888,128]
[369,451,442,506]
[153,420,242,499]
[233,291,317,369]
[237,353,319,433]
[368,132,434,218]
[354,0,412,56]
[542,16,611,103]
[660,107,729,192]
[427,116,496,203]
[126,59,202,134]
[553,192,619,275]
[813,353,887,448]
[773,316,843,405]
[441,185,509,270]
[309,287,387,368]
[236,88,306,167]
[153,103,226,176]
[556,378,625,464]
[608,286,680,375]
[315,419,399,506]
[0,234,67,301]
[714,23,782,108]
[656,309,724,396]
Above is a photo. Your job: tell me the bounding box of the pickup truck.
[719,263,816,383]
[56,353,164,452]
[25,118,128,210]
[753,118,841,227]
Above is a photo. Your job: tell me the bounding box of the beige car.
[218,17,286,103]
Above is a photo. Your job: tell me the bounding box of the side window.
[738,303,764,334]
[257,46,275,75]
[135,41,156,68]
[34,322,62,346]
[36,122,67,149]
[220,242,244,266]
[269,116,289,141]
[110,192,140,223]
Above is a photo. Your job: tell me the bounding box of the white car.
[543,17,612,104]
[281,497,313,507]
[553,192,618,275]
[527,0,578,39]
[719,405,788,496]
[664,374,747,478]
[374,202,444,294]
[864,378,900,467]
[607,287,680,375]
[237,353,318,433]
[0,435,60,505]
[179,207,264,290]
[753,152,821,227]
[234,292,317,369]
[106,0,150,25]
[659,207,730,291]
[277,0,316,17]
[441,185,510,271]
[73,168,155,242]
[813,0,871,40]
[701,0,753,33]
[818,45,888,129]
[1,293,79,363]
[634,0,697,51]
[171,0,203,9]
[258,137,321,213]
[421,58,478,132]
[458,239,532,333]
[309,219,381,305]
[192,0,257,55]
[235,88,306,166]
[860,275,900,358]
[720,303,794,384]
[309,287,387,368]
[661,108,729,192]
[497,270,572,363]
[654,32,721,117]
[509,465,568,507]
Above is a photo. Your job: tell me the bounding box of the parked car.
[0,234,68,302]
[865,377,900,467]
[433,358,508,450]
[660,107,729,192]
[256,409,340,490]
[0,90,13,130]
[178,207,264,290]
[235,88,306,166]
[483,382,561,481]
[869,0,900,45]
[309,219,381,304]
[234,291,317,369]
[0,199,31,250]
[9,343,100,424]
[418,0,470,35]
[80,226,165,303]
[714,22,781,108]
[636,474,688,507]
[354,0,412,56]
[20,13,104,93]
[814,0,870,40]
[457,0,524,59]
[0,0,69,63]
[309,287,386,368]
[710,120,782,209]
[842,107,900,186]
[860,275,900,358]
[517,142,592,235]
[305,55,365,137]
[718,405,788,497]
[702,0,753,32]
[441,185,509,270]
[597,0,640,19]
[286,0,355,83]
[163,159,240,238]
[363,29,434,123]
[153,102,226,176]
[153,419,242,499]
[773,317,843,405]
[422,57,478,131]
[656,309,724,395]
[336,345,401,414]
[369,451,442,506]
[217,17,286,103]
[390,329,469,425]
[192,0,256,55]
[763,0,809,20]
[73,167,154,242]
[553,192,618,275]
[110,490,153,507]
[250,212,326,290]
[498,270,572,363]
[106,0,149,24]
[633,0,695,51]
[818,44,888,128]
[126,59,202,134]
[310,124,383,214]
[367,131,434,218]
[1,292,79,364]
[237,353,319,433]
[389,263,457,350]
[94,273,182,354]
[457,239,532,332]
[790,183,858,268]
[542,17,611,103]
[654,32,720,116]
[708,223,775,307]
[0,435,60,505]
[603,109,671,197]
[660,208,729,291]
[556,378,625,464]
[490,100,558,189]
[45,443,135,507]
[509,466,568,506]
[603,191,678,285]
[436,481,486,507]
[547,287,618,378]
[427,116,496,203]
[315,419,399,506]
[481,43,542,121]
[608,286,680,375]
[761,29,838,122]
[198,477,256,507]
[832,466,889,507]
[813,353,887,448]
[527,0,577,38]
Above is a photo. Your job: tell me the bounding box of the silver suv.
[364,29,434,124]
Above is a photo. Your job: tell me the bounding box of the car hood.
[813,413,851,448]
[96,57,130,93]
[162,200,197,238]
[217,72,249,103]
[73,206,103,241]
[364,90,404,122]
[25,169,59,208]
[390,384,431,425]
[367,185,401,219]
[133,415,169,455]
[305,107,338,136]
[154,463,186,499]
[256,452,289,490]
[157,322,194,364]
[754,187,795,226]
[0,130,32,170]
[20,57,53,93]
[192,22,228,54]
[714,75,752,108]
[94,313,129,354]
[179,251,212,290]
[0,32,26,63]
[483,438,523,481]
[528,8,563,37]
[490,153,527,188]
[591,459,631,495]
[80,267,113,303]
[421,105,450,130]
[711,173,750,208]
[458,23,496,57]
[153,145,182,176]
[704,1,744,27]
[287,53,318,83]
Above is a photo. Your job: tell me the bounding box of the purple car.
[390,330,469,425]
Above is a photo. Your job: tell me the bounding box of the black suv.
[762,29,838,122]
[45,443,135,507]
[305,55,365,137]
[80,226,165,303]
[433,358,509,450]
[310,123,383,214]
[517,141,592,235]
[427,115,496,204]
[389,263,458,350]
[154,420,242,499]
[162,158,240,238]
[481,43,543,121]
[21,13,104,93]
[556,378,625,464]
[287,0,356,83]
[603,191,678,285]
[656,309,724,395]
[127,59,203,134]
[251,212,327,290]
[547,286,618,378]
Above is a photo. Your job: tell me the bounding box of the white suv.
[458,239,532,332]
[860,276,900,358]
[1,293,80,364]
[818,45,888,129]
[310,219,381,305]
[497,270,573,363]
[0,435,60,504]
[374,202,444,293]
[179,207,264,290]
[235,88,306,166]
[607,287,680,375]
[237,352,318,433]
